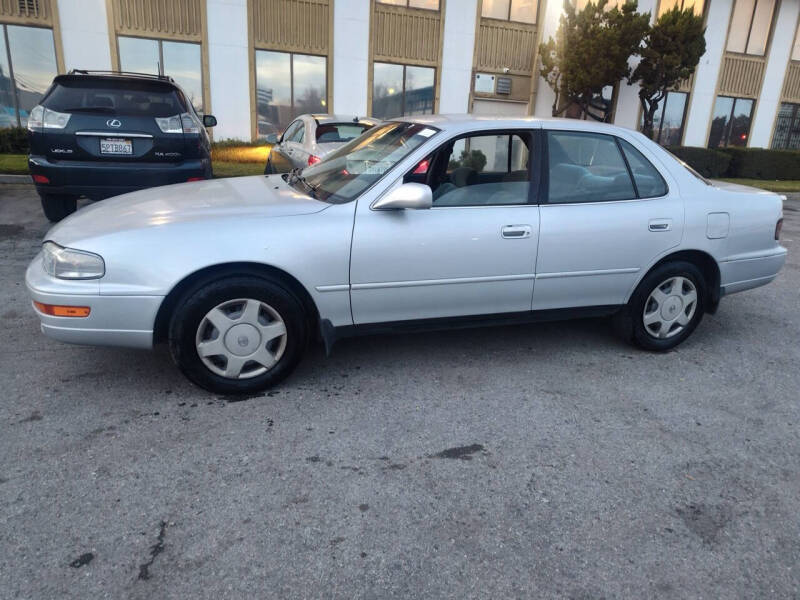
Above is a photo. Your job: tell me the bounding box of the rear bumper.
[25,252,162,349]
[720,247,787,295]
[28,155,211,200]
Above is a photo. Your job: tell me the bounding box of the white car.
[26,116,787,394]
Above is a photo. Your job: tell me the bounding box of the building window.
[708,96,754,148]
[372,62,435,119]
[378,0,439,9]
[118,36,204,113]
[255,50,326,138]
[772,102,800,150]
[726,0,776,56]
[482,0,537,23]
[643,91,688,146]
[0,24,58,128]
[791,21,800,61]
[657,0,704,16]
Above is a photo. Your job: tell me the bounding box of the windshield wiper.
[288,168,319,199]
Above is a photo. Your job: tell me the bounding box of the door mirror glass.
[373,183,432,210]
[264,133,279,144]
[202,114,217,127]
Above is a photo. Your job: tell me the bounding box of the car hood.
[47,175,329,245]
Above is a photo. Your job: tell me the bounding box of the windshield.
[43,79,187,117]
[296,121,439,203]
[315,122,373,143]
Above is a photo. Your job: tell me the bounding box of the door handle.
[501,225,532,239]
[649,219,672,232]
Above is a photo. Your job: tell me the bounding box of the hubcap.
[642,276,697,339]
[195,298,287,379]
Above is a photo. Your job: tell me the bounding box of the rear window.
[315,123,372,143]
[43,78,187,117]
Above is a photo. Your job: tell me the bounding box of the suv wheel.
[169,276,308,394]
[615,261,706,351]
[40,194,78,222]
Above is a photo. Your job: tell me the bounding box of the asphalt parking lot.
[1,182,799,599]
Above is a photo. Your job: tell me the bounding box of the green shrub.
[667,146,731,178]
[724,147,800,180]
[0,127,29,154]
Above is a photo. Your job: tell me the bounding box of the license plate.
[100,138,132,155]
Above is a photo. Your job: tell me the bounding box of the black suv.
[28,70,217,221]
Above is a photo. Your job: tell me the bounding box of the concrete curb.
[0,174,31,184]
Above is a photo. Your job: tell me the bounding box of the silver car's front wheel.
[169,275,308,394]
[195,298,288,379]
[642,276,698,339]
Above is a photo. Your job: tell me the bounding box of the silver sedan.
[26,116,787,394]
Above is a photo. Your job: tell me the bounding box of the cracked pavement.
[1,184,799,598]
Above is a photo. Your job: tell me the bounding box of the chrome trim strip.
[315,284,350,293]
[535,267,640,280]
[351,273,536,290]
[75,131,154,138]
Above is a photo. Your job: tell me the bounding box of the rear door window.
[315,123,371,143]
[546,131,636,203]
[43,78,187,117]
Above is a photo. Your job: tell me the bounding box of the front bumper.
[25,252,163,349]
[28,155,211,200]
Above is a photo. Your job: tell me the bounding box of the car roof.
[392,113,635,136]
[307,114,379,125]
[58,70,177,85]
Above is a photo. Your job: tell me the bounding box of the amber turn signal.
[33,301,90,317]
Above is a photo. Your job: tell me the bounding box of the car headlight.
[42,242,105,279]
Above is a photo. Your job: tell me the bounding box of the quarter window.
[118,37,204,112]
[413,132,531,207]
[546,131,636,203]
[255,50,326,138]
[0,24,58,128]
[372,63,435,119]
[708,96,754,148]
[618,139,668,198]
[726,0,776,56]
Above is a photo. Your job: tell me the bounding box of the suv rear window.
[43,78,187,117]
[315,123,372,143]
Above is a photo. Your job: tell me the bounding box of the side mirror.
[264,133,279,144]
[202,114,217,127]
[373,182,432,210]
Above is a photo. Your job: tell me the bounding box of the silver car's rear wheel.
[195,298,287,379]
[642,275,698,339]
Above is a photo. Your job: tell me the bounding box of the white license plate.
[100,138,132,155]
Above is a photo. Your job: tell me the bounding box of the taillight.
[32,174,49,184]
[27,105,70,131]
[775,218,783,240]
[413,158,429,174]
[155,112,200,134]
[187,177,203,182]
[307,155,321,166]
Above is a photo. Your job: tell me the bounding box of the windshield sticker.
[418,128,436,138]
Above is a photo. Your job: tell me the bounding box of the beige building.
[1,0,799,149]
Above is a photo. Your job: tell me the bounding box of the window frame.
[116,35,205,113]
[542,130,669,205]
[1,22,59,128]
[254,48,328,137]
[725,0,777,56]
[707,95,755,148]
[771,102,800,150]
[371,62,436,119]
[403,128,542,208]
[644,90,689,146]
[376,0,440,10]
[481,0,538,24]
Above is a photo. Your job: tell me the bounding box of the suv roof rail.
[66,69,175,83]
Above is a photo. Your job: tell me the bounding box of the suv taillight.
[307,155,321,166]
[775,218,783,240]
[27,105,70,131]
[155,112,201,134]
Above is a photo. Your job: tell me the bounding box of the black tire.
[40,193,78,222]
[168,276,308,394]
[615,261,706,351]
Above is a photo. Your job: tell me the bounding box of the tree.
[539,0,650,122]
[631,7,706,140]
